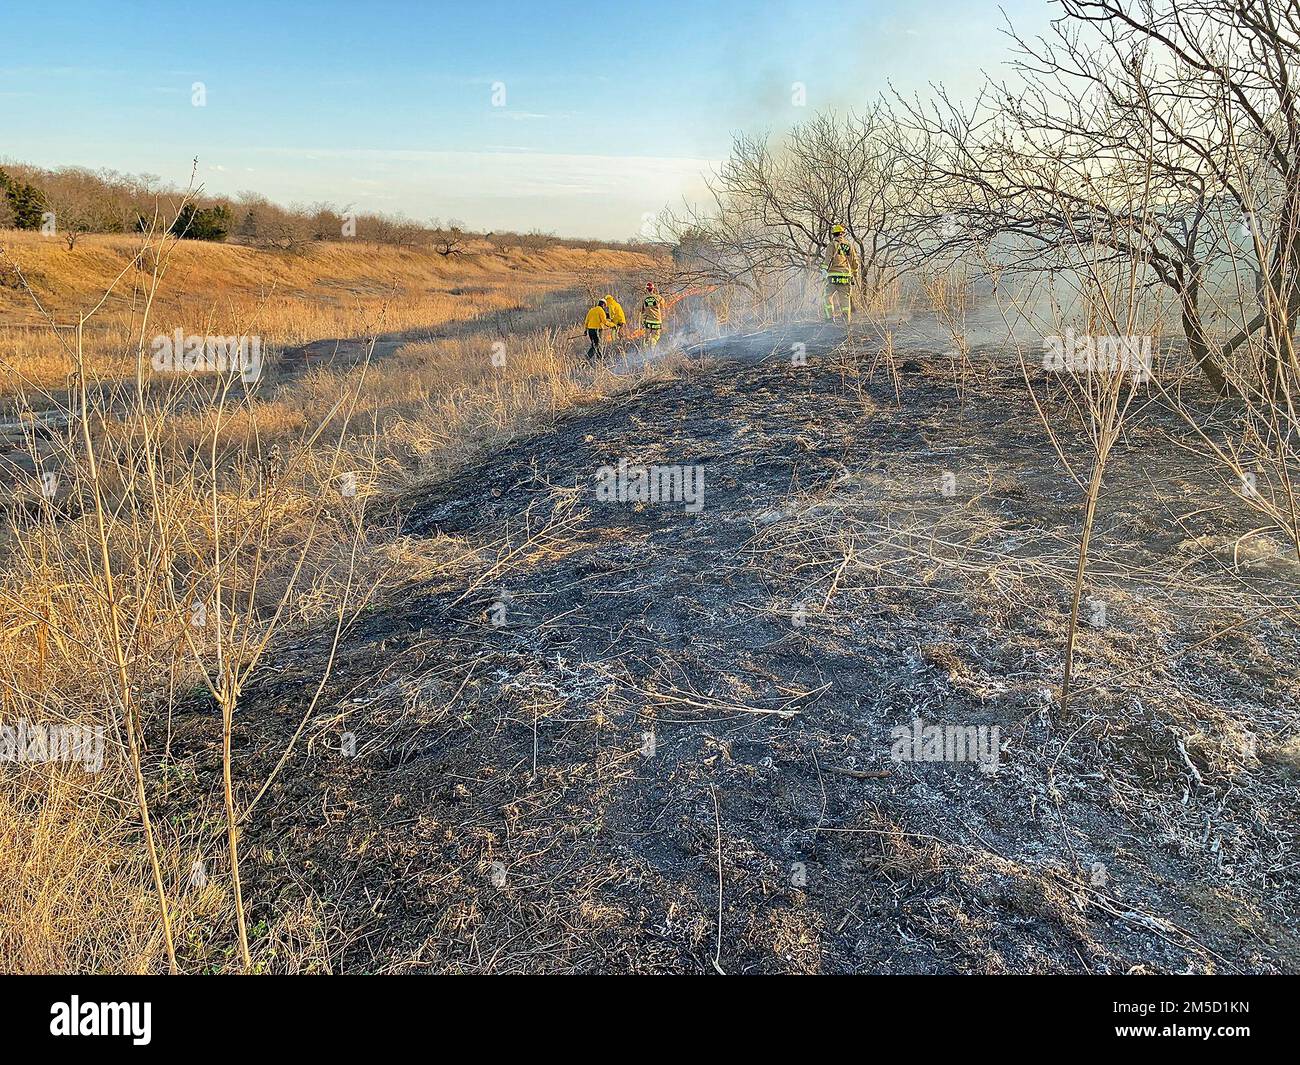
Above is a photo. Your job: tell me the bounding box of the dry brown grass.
[0,231,655,397]
[0,225,669,973]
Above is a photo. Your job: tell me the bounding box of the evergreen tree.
[170,203,232,241]
[0,167,48,230]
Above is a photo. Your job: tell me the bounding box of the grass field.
[0,228,680,973]
[0,231,657,397]
[4,227,1297,976]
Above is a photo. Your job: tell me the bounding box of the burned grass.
[183,320,1300,973]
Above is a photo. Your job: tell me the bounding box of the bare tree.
[901,0,1300,396]
[367,212,425,249]
[38,167,123,249]
[431,218,466,256]
[233,192,318,253]
[665,105,921,306]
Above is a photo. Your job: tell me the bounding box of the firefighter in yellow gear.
[604,294,626,331]
[640,282,665,347]
[604,293,626,345]
[823,224,859,324]
[584,299,612,360]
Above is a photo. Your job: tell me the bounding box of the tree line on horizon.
[0,160,650,256]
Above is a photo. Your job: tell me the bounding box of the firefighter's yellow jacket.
[640,292,665,324]
[825,238,860,280]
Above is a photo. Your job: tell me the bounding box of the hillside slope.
[0,232,657,321]
[0,232,662,394]
[182,320,1300,974]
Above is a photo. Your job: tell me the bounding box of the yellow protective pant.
[824,277,853,323]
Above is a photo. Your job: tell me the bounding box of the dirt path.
[193,321,1300,973]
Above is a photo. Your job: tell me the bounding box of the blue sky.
[0,0,1055,239]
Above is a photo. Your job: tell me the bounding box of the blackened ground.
[193,319,1300,973]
